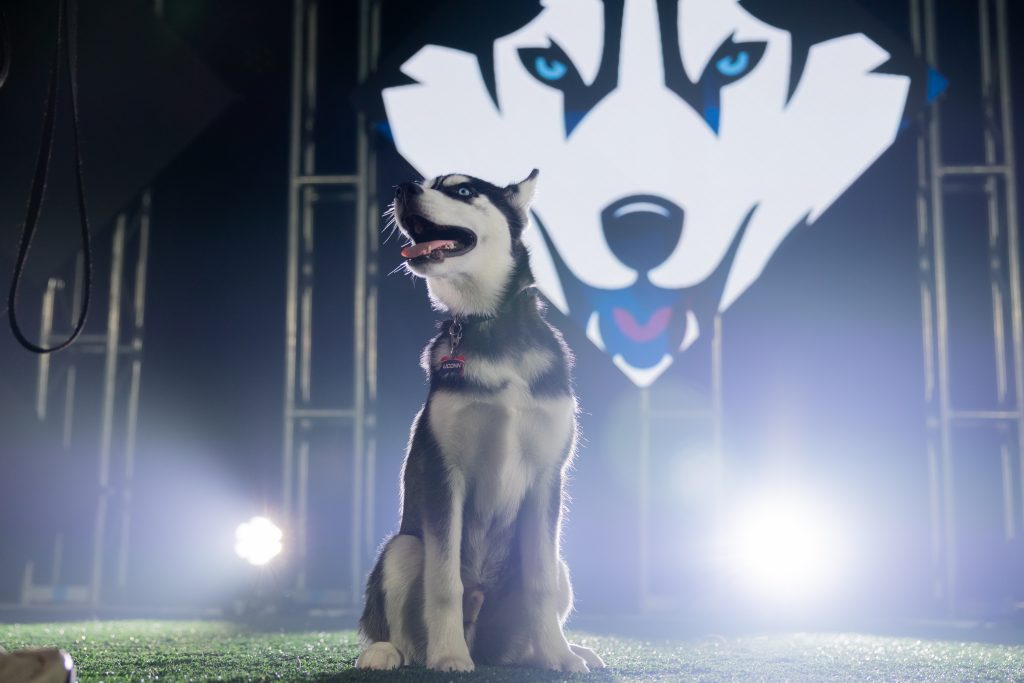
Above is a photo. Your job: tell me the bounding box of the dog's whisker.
[379,213,401,245]
[386,261,409,277]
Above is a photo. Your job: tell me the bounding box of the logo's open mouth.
[530,205,757,383]
[400,215,477,263]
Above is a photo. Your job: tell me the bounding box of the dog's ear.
[505,168,539,215]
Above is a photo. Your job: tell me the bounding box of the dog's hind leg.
[462,585,485,648]
[356,535,425,669]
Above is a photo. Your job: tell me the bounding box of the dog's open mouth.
[400,215,477,263]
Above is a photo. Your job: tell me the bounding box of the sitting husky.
[356,170,603,673]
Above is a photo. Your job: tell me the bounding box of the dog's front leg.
[519,469,589,673]
[422,468,474,672]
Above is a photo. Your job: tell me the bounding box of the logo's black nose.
[395,182,423,198]
[601,195,684,272]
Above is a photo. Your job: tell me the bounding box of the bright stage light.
[234,517,283,566]
[726,495,844,600]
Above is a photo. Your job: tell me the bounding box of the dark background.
[2,0,1023,618]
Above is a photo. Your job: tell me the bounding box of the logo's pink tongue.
[402,240,456,259]
[612,306,672,342]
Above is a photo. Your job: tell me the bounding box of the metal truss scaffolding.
[282,0,380,606]
[21,0,167,613]
[25,194,151,607]
[912,0,1022,614]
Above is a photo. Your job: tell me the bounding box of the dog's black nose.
[601,195,684,272]
[395,182,423,199]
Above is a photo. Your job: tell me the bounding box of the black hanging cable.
[6,0,92,354]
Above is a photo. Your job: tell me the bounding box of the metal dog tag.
[438,355,465,379]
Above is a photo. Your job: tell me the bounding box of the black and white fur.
[356,171,603,673]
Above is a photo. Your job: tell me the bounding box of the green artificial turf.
[1,620,1023,682]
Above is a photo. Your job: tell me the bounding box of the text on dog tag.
[438,355,465,379]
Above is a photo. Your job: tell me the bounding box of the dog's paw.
[531,649,590,674]
[356,642,403,670]
[570,643,606,669]
[559,652,591,674]
[427,653,475,672]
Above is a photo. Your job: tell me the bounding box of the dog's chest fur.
[427,341,575,526]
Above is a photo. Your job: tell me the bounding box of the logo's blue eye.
[715,50,750,78]
[457,186,472,196]
[534,56,568,81]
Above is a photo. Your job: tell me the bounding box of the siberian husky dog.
[356,170,603,673]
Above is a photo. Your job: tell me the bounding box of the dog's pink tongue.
[402,240,456,259]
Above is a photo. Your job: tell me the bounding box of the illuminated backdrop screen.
[379,0,935,386]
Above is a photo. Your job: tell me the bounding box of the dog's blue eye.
[534,56,568,82]
[457,187,472,197]
[715,50,750,78]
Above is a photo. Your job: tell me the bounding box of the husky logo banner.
[377,0,936,386]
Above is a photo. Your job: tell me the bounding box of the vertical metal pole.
[133,194,152,332]
[992,0,1024,529]
[911,0,942,598]
[711,314,724,533]
[51,534,63,586]
[116,360,141,590]
[21,563,34,605]
[924,0,958,616]
[63,254,85,450]
[1002,445,1016,538]
[300,288,313,403]
[979,0,1015,542]
[638,388,651,611]
[302,1,318,179]
[350,0,381,603]
[116,192,151,591]
[911,0,956,613]
[283,0,306,532]
[297,440,310,590]
[91,214,126,605]
[36,279,62,420]
[62,366,77,450]
[297,0,318,596]
[363,0,382,566]
[979,1,1009,406]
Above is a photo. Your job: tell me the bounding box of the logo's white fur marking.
[586,311,605,351]
[679,310,700,352]
[613,352,672,386]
